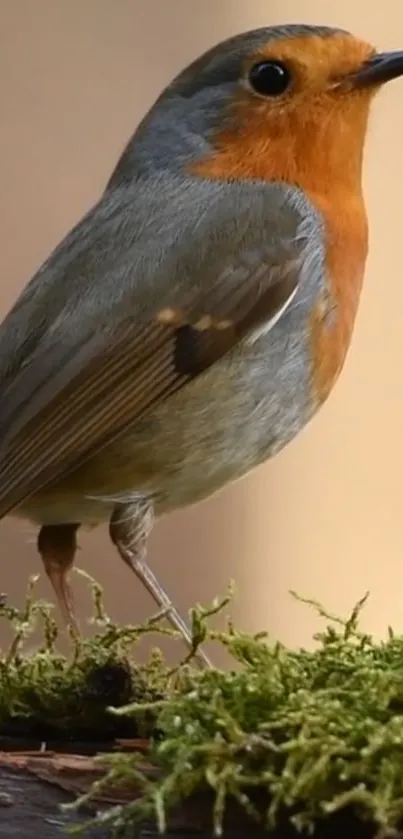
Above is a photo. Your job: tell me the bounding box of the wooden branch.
[0,761,108,839]
[0,750,265,838]
[0,749,271,839]
[1,749,361,838]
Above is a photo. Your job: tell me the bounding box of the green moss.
[4,575,403,839]
[68,590,403,837]
[0,570,174,742]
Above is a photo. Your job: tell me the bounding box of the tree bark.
[0,750,369,839]
[0,751,268,838]
[0,764,109,839]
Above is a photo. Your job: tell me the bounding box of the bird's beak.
[350,50,403,88]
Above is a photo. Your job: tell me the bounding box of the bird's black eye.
[248,61,292,97]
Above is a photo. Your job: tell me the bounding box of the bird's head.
[133,24,403,199]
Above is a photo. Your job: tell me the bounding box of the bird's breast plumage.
[307,190,368,405]
[16,182,368,525]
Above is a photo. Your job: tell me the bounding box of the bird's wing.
[0,178,313,516]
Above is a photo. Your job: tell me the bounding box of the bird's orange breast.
[307,189,368,405]
[190,66,370,407]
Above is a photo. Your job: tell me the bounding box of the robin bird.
[0,23,401,667]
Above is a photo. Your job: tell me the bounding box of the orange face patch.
[190,31,374,407]
[244,32,376,93]
[190,32,377,191]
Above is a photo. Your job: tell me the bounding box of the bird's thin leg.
[109,501,212,669]
[37,523,80,632]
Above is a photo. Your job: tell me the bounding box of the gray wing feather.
[0,174,309,514]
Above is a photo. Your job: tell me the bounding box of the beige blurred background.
[0,0,402,662]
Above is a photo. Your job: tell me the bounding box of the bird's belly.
[17,333,313,526]
[12,497,110,528]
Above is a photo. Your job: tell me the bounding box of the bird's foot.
[109,502,212,669]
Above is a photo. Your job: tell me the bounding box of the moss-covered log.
[0,755,387,838]
[3,575,403,837]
